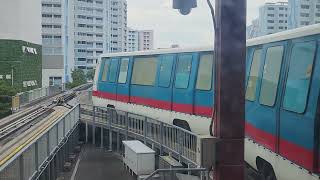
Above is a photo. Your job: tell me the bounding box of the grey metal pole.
[92,106,96,145]
[11,67,13,87]
[85,122,88,143]
[100,126,104,148]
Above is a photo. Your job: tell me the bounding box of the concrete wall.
[42,55,64,87]
[0,0,42,45]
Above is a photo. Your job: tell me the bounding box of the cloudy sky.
[127,0,285,48]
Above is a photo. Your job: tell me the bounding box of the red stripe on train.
[92,90,212,116]
[246,122,313,171]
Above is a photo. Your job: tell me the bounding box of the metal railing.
[143,168,208,180]
[12,85,63,111]
[0,104,80,180]
[80,104,201,167]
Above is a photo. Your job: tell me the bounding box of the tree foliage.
[66,69,87,89]
[0,81,16,119]
[86,69,95,81]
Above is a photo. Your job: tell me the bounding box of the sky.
[127,0,286,48]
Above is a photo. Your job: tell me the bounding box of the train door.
[194,52,214,117]
[116,57,131,102]
[245,41,287,152]
[172,53,197,115]
[157,54,175,110]
[279,39,318,171]
[100,58,119,101]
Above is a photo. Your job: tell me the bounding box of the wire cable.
[206,0,216,31]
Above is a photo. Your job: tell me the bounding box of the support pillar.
[213,0,246,180]
[101,126,104,148]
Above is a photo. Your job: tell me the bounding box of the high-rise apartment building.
[126,28,154,52]
[108,0,128,52]
[73,0,107,71]
[258,2,289,36]
[73,0,127,70]
[288,0,320,28]
[127,28,139,52]
[138,30,154,51]
[41,0,74,86]
[41,0,127,85]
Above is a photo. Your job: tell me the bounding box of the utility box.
[196,136,219,168]
[123,140,155,176]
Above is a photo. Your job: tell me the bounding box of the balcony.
[74,44,89,49]
[75,52,87,57]
[42,28,61,34]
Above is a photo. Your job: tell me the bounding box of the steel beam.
[213,0,246,180]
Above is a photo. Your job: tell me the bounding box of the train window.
[118,58,129,83]
[259,46,284,106]
[108,59,118,83]
[131,56,158,86]
[158,55,174,87]
[283,41,317,113]
[175,54,192,89]
[246,48,262,101]
[101,59,109,82]
[196,54,214,91]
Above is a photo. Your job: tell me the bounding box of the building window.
[53,15,61,18]
[53,4,61,7]
[267,26,274,29]
[246,49,262,101]
[279,20,284,23]
[259,46,284,106]
[279,7,284,10]
[283,41,316,113]
[301,21,310,25]
[316,13,320,17]
[279,14,284,17]
[175,54,192,89]
[301,13,310,17]
[42,14,52,18]
[267,14,275,17]
[267,20,274,23]
[268,7,274,10]
[196,54,214,91]
[118,58,129,83]
[131,56,158,86]
[301,5,310,9]
[42,4,52,7]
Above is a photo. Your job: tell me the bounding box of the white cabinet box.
[123,140,155,176]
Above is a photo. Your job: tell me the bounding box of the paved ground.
[73,145,135,180]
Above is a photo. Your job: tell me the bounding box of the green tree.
[86,69,95,81]
[66,69,87,89]
[0,81,17,119]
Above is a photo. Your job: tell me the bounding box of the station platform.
[71,144,135,180]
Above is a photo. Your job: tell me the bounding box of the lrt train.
[93,23,320,180]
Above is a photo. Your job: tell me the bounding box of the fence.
[12,85,63,111]
[80,104,211,168]
[0,104,80,180]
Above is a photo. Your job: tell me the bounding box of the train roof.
[100,23,320,58]
[247,23,320,46]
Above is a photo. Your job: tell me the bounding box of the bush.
[0,81,16,119]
